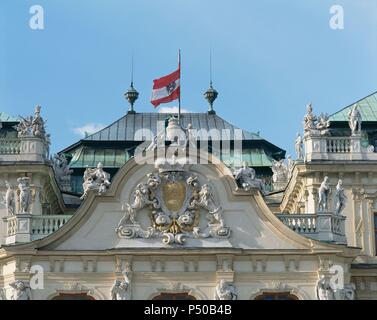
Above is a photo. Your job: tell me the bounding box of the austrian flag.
[151,66,180,108]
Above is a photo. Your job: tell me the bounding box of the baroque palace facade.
[1,90,377,300]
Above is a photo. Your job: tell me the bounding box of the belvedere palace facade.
[1,90,377,300]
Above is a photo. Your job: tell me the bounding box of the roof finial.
[204,48,218,114]
[124,54,139,114]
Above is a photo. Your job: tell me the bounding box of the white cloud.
[72,123,105,138]
[158,106,191,113]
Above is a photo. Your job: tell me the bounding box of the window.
[152,293,196,300]
[254,292,298,300]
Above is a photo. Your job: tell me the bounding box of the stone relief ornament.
[110,272,130,300]
[214,280,237,300]
[81,162,111,199]
[17,177,31,213]
[318,176,330,212]
[316,275,334,300]
[52,153,73,191]
[116,158,231,245]
[316,276,356,300]
[9,280,31,300]
[0,288,5,300]
[334,179,347,215]
[2,181,15,216]
[348,104,362,135]
[233,162,266,195]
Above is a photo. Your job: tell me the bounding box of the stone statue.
[271,159,288,183]
[303,103,317,134]
[214,280,237,300]
[81,162,111,199]
[191,184,223,226]
[9,281,31,300]
[334,179,347,215]
[316,275,334,300]
[234,162,266,194]
[52,154,73,191]
[287,155,294,180]
[17,177,31,213]
[318,176,331,212]
[16,105,47,141]
[316,113,330,131]
[4,181,15,216]
[32,105,46,138]
[348,104,362,135]
[295,133,304,160]
[117,182,156,226]
[184,123,197,149]
[110,272,130,300]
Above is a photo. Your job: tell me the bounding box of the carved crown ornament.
[115,157,231,245]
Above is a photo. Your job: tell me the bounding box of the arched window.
[51,293,95,300]
[152,292,196,300]
[254,292,299,300]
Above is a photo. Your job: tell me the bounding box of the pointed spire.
[124,54,139,114]
[204,48,218,114]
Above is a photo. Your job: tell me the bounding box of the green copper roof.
[0,112,20,122]
[68,146,274,169]
[329,91,377,122]
[68,146,131,168]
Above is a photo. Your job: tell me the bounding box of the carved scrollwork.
[116,162,231,245]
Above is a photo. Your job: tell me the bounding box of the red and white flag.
[151,57,180,108]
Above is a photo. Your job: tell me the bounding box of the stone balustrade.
[3,214,72,244]
[0,139,21,155]
[0,136,49,162]
[276,212,346,244]
[31,215,71,239]
[304,132,377,161]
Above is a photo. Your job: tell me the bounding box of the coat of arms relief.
[115,159,231,245]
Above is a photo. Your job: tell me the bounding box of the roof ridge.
[329,90,377,119]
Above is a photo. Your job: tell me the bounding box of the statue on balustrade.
[303,103,317,134]
[295,133,304,160]
[214,280,237,300]
[32,105,46,138]
[348,104,362,135]
[9,281,31,300]
[234,162,266,195]
[81,162,111,199]
[110,272,130,300]
[17,177,31,213]
[3,181,15,216]
[334,179,347,215]
[318,176,331,212]
[16,105,47,141]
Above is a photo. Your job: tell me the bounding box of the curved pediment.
[11,155,337,252]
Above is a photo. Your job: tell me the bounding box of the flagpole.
[178,49,181,125]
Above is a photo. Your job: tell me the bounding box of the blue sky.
[0,0,376,156]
